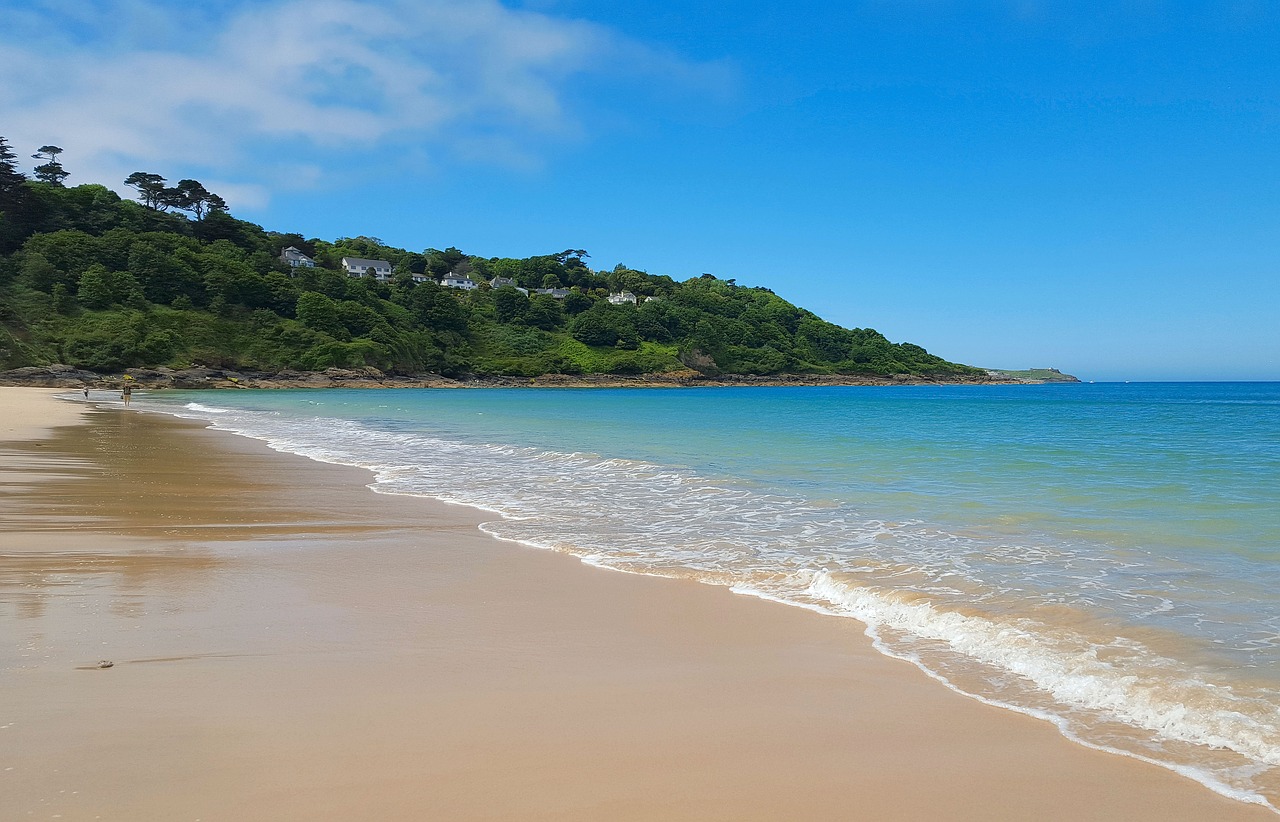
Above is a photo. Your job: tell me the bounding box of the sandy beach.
[0,386,1271,821]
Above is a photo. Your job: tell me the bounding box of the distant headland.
[981,368,1080,384]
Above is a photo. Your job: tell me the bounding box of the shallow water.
[138,382,1280,810]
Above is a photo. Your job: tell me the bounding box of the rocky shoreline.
[0,363,1077,390]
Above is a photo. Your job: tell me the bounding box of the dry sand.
[0,386,1272,821]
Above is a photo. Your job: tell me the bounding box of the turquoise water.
[138,382,1280,809]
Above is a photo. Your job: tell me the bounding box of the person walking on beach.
[121,382,132,407]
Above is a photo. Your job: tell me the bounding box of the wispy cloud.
[0,0,732,208]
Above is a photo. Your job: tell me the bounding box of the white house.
[535,287,571,300]
[441,273,478,291]
[342,256,394,282]
[279,246,315,269]
[607,290,638,305]
[490,277,529,295]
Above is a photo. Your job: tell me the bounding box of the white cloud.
[0,0,731,209]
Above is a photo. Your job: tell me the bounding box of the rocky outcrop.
[0,364,103,387]
[0,364,446,389]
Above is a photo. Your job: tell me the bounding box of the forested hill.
[0,139,984,382]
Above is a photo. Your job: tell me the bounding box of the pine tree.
[31,145,69,186]
[33,162,69,186]
[0,136,27,208]
[171,179,227,219]
[124,172,168,209]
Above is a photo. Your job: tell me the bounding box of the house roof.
[343,256,391,269]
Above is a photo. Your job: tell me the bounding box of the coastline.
[0,364,1077,391]
[1,386,1258,821]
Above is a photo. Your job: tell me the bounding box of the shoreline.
[1,386,1261,821]
[0,364,1078,390]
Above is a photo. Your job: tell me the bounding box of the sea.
[134,382,1280,811]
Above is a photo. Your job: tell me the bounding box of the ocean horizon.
[134,381,1280,811]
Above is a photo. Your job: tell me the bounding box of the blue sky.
[2,0,1277,380]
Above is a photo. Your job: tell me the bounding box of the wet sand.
[1,387,1272,821]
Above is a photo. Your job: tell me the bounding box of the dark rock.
[0,364,103,387]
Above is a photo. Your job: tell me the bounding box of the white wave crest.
[801,570,1280,767]
[182,402,230,414]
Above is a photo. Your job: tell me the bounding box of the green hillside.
[0,139,982,381]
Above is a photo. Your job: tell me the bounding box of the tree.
[563,291,593,315]
[31,145,68,185]
[0,136,26,204]
[614,268,651,296]
[127,241,203,304]
[171,179,223,219]
[525,294,563,330]
[296,292,349,339]
[19,252,61,292]
[204,193,228,214]
[335,300,384,337]
[796,317,853,364]
[405,280,467,333]
[18,230,102,295]
[0,137,28,250]
[77,265,113,309]
[425,247,467,278]
[569,303,637,347]
[124,172,169,209]
[492,285,529,324]
[33,161,69,186]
